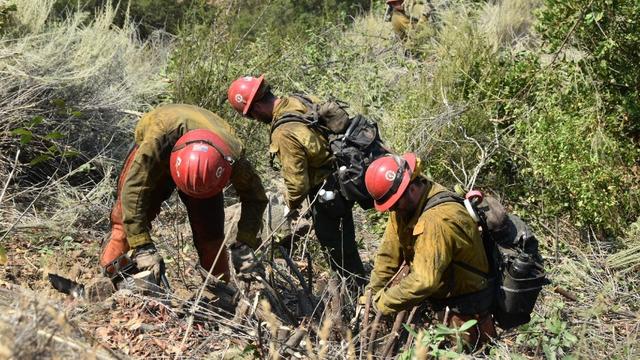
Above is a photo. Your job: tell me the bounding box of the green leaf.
[44,131,65,140]
[70,111,83,117]
[29,154,52,166]
[11,128,31,136]
[458,319,478,332]
[12,128,35,145]
[585,12,594,24]
[76,163,94,172]
[563,331,578,345]
[51,98,66,108]
[594,12,603,22]
[444,351,462,358]
[402,323,419,337]
[543,344,557,360]
[29,116,44,127]
[62,150,80,158]
[20,134,32,145]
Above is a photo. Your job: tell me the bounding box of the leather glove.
[130,244,165,288]
[230,243,264,281]
[351,290,377,329]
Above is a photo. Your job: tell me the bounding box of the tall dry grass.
[0,0,170,235]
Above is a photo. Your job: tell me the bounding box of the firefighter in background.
[364,152,496,348]
[99,104,267,286]
[386,0,435,39]
[227,75,367,286]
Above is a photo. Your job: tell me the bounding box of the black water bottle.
[510,253,533,279]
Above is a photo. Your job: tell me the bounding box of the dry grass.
[0,0,169,236]
[478,0,542,52]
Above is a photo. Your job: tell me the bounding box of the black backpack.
[423,191,549,330]
[270,94,390,209]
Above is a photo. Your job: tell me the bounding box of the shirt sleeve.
[367,216,404,295]
[120,125,177,248]
[376,215,454,315]
[272,128,310,210]
[230,156,268,249]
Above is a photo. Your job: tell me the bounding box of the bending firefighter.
[100,104,267,288]
[386,0,436,39]
[364,153,496,348]
[227,75,366,285]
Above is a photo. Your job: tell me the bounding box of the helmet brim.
[242,75,264,115]
[373,152,417,212]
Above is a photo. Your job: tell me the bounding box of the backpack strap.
[421,191,490,279]
[422,191,464,212]
[270,114,313,134]
[452,260,489,278]
[269,94,329,135]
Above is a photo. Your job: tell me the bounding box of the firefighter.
[99,104,268,287]
[227,75,367,285]
[363,152,496,348]
[386,0,434,39]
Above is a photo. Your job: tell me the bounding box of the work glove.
[351,289,379,330]
[283,205,300,220]
[230,242,264,281]
[127,243,165,292]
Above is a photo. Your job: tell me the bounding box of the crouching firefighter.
[227,75,368,286]
[362,153,496,349]
[99,104,268,291]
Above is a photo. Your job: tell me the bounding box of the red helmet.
[365,153,417,212]
[386,0,404,9]
[170,129,233,199]
[227,75,264,115]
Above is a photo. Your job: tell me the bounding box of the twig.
[179,229,231,350]
[381,310,407,359]
[359,289,372,359]
[35,329,118,360]
[118,109,144,117]
[402,306,419,352]
[366,312,383,357]
[284,325,307,351]
[553,286,578,302]
[0,149,19,204]
[257,318,264,358]
[305,252,313,293]
[278,246,312,297]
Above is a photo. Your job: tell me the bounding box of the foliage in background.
[168,0,371,169]
[167,0,639,237]
[512,0,640,234]
[538,0,640,140]
[51,0,198,37]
